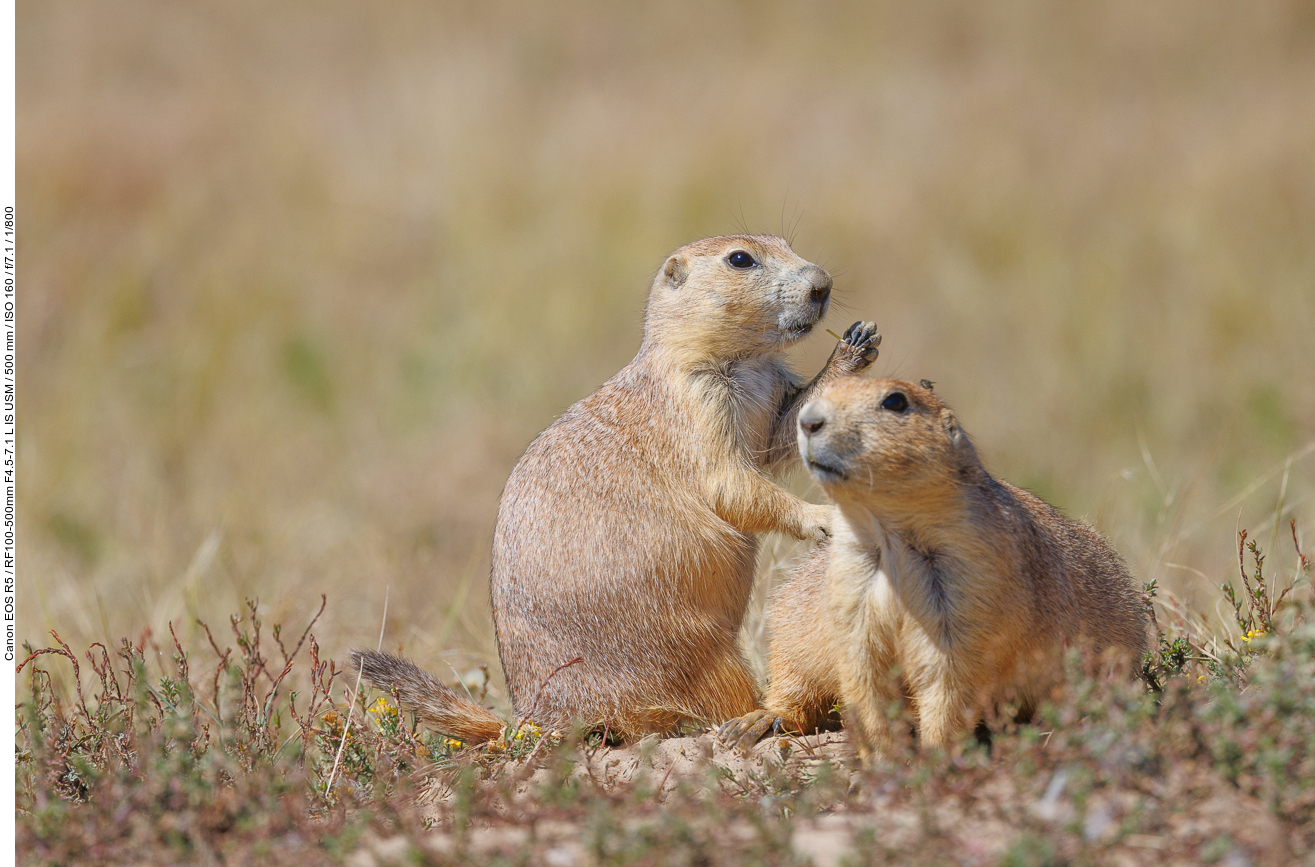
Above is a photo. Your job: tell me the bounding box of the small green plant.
[1139,579,1198,689]
[12,597,449,863]
[1222,522,1309,661]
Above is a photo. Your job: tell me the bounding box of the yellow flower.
[321,711,349,738]
[445,738,464,750]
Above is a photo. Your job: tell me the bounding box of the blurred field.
[17,0,1315,704]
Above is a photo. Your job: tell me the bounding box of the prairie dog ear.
[940,408,965,448]
[661,254,689,291]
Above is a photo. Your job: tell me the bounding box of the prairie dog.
[721,377,1146,760]
[356,235,879,741]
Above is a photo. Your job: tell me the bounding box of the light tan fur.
[721,377,1147,761]
[355,235,879,742]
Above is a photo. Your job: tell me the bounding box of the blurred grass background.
[18,1,1314,700]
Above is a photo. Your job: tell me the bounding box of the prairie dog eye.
[726,251,757,269]
[880,391,909,413]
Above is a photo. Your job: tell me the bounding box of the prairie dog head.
[643,234,833,361]
[797,377,980,513]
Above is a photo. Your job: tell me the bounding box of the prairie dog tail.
[350,650,505,745]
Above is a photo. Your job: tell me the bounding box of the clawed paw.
[840,321,881,366]
[717,710,786,752]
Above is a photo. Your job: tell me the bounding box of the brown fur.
[350,650,504,744]
[354,235,879,741]
[720,377,1147,761]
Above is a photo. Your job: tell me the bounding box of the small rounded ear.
[661,254,689,291]
[940,408,965,448]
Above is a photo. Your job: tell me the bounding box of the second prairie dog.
[357,235,880,742]
[721,377,1147,760]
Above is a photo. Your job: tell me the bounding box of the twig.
[16,645,74,677]
[326,586,388,797]
[197,618,233,724]
[16,631,93,727]
[586,722,612,760]
[523,656,584,724]
[1294,520,1311,574]
[85,642,124,704]
[656,762,677,799]
[1238,529,1253,602]
[168,621,190,685]
[276,595,327,666]
[509,728,557,784]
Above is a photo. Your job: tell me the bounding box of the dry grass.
[14,1,1315,861]
[13,530,1314,864]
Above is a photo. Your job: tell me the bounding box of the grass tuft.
[15,523,1315,864]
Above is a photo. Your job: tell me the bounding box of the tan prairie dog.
[355,235,880,742]
[720,377,1147,761]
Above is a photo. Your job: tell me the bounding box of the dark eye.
[880,391,909,413]
[727,251,757,269]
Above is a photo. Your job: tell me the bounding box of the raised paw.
[839,320,881,370]
[718,709,786,752]
[799,503,833,543]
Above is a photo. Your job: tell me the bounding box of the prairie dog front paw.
[837,320,881,372]
[798,504,833,543]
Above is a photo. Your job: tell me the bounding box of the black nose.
[804,266,832,304]
[798,403,827,435]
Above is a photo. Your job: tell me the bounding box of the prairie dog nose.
[798,398,831,436]
[803,265,832,304]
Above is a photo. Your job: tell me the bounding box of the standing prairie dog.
[721,377,1147,760]
[355,235,880,741]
